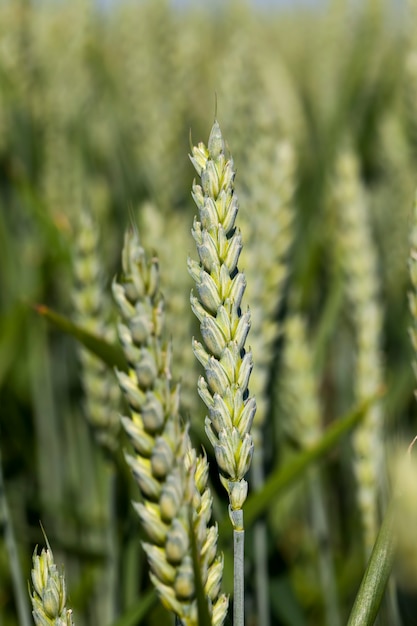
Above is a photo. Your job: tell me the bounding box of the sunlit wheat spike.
[30,537,74,626]
[113,229,228,626]
[188,120,255,527]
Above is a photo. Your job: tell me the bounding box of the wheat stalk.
[113,229,228,626]
[188,121,255,626]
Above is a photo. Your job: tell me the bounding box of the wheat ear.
[72,208,120,452]
[30,537,74,626]
[334,151,384,559]
[188,121,255,626]
[113,229,228,626]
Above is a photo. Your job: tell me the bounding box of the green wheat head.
[188,121,256,526]
[30,539,74,626]
[113,229,228,626]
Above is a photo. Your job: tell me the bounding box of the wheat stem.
[233,523,244,626]
[308,470,341,626]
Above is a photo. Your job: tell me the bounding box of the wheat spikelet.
[188,120,255,528]
[30,538,74,626]
[113,229,228,626]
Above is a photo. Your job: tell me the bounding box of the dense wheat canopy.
[1,1,417,625]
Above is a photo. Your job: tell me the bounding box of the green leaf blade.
[347,501,396,626]
[35,305,128,371]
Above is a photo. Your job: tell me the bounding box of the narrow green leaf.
[347,501,396,626]
[224,396,376,535]
[0,306,25,387]
[35,305,128,371]
[109,590,157,626]
[189,507,212,626]
[0,446,32,626]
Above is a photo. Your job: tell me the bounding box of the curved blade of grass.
[109,589,157,626]
[347,500,396,626]
[35,304,128,371]
[222,395,377,536]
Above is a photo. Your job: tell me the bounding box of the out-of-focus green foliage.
[1,0,417,624]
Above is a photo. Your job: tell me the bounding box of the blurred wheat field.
[1,0,417,624]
